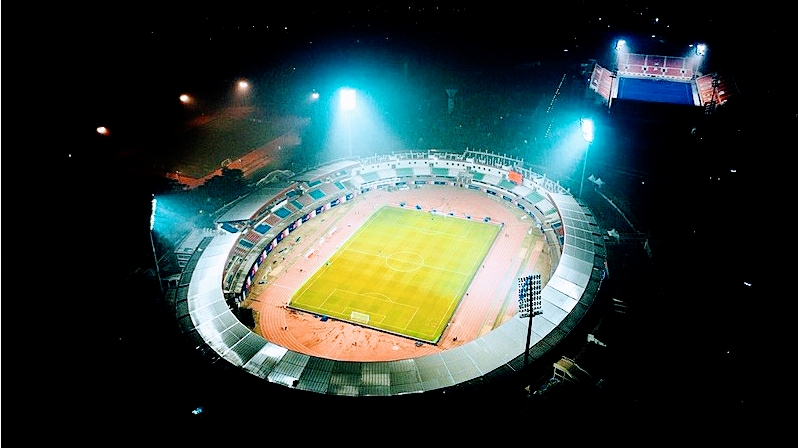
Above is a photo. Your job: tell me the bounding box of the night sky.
[31,3,791,443]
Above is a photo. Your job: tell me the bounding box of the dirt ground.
[240,185,553,362]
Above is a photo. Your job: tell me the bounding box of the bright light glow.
[179,94,191,104]
[580,118,594,143]
[696,43,707,56]
[340,88,356,111]
[96,126,109,135]
[615,39,626,51]
[150,197,157,230]
[326,87,403,158]
[310,91,320,101]
[237,80,249,90]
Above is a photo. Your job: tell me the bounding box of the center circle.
[385,251,424,272]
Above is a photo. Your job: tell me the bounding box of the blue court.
[617,77,695,105]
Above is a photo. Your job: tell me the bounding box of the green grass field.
[289,205,500,343]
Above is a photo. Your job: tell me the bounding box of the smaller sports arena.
[588,40,738,115]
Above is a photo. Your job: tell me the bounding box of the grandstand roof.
[216,184,293,223]
[290,160,359,183]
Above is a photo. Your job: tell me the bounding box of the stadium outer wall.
[171,149,607,397]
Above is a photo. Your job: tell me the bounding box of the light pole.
[340,88,356,157]
[611,40,626,109]
[347,114,353,158]
[233,79,250,108]
[519,274,543,369]
[150,196,163,294]
[579,118,594,197]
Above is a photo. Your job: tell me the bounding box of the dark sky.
[26,3,788,442]
[63,3,787,159]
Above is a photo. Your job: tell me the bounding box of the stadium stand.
[307,189,326,201]
[174,150,606,396]
[320,182,341,196]
[696,71,738,111]
[253,223,271,234]
[264,215,281,226]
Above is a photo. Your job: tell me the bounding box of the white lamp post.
[150,196,163,294]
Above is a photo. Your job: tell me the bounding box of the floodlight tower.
[340,88,357,157]
[445,87,458,115]
[579,118,595,197]
[614,39,627,70]
[150,196,163,294]
[610,39,628,107]
[519,274,543,369]
[692,43,708,79]
[235,80,251,107]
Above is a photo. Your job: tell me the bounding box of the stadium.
[162,39,736,397]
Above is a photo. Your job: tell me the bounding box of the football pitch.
[289,205,501,343]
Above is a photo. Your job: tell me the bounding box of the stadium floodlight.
[520,274,543,370]
[340,88,357,157]
[696,43,707,57]
[233,79,251,107]
[150,195,163,294]
[150,197,157,231]
[340,88,356,111]
[580,118,594,143]
[615,39,627,52]
[579,118,595,197]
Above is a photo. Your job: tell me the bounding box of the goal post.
[350,311,370,325]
